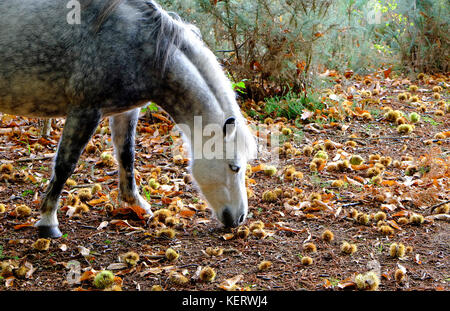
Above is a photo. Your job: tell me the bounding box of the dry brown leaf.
[4,276,15,288]
[388,220,402,230]
[78,246,90,257]
[380,204,397,212]
[274,223,305,234]
[87,197,108,206]
[13,222,33,230]
[337,281,357,290]
[79,270,95,282]
[222,233,235,241]
[139,265,176,277]
[110,219,144,231]
[426,214,450,222]
[322,278,333,289]
[24,262,36,279]
[392,210,409,217]
[179,208,196,218]
[218,274,243,291]
[96,221,109,230]
[107,263,129,270]
[127,205,147,220]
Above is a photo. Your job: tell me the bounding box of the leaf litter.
[0,70,449,291]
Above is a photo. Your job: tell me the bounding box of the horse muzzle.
[221,206,246,228]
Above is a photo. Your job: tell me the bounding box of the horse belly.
[0,1,75,118]
[0,74,69,118]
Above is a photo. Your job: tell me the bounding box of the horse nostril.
[238,213,245,224]
[222,207,234,227]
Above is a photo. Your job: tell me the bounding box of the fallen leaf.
[151,113,171,124]
[5,276,15,288]
[383,67,392,79]
[139,265,176,277]
[87,197,108,206]
[337,281,357,290]
[111,207,133,217]
[24,262,36,279]
[351,164,371,171]
[314,32,324,37]
[426,214,450,222]
[274,223,305,234]
[381,272,391,280]
[73,287,92,291]
[381,204,397,212]
[344,70,354,78]
[110,219,144,231]
[301,109,315,120]
[345,176,363,186]
[179,208,196,218]
[322,278,333,289]
[222,233,235,241]
[127,205,147,220]
[414,254,422,265]
[329,94,340,101]
[392,210,409,217]
[78,246,90,257]
[251,164,264,172]
[96,221,109,230]
[13,222,33,230]
[218,274,244,291]
[195,218,211,225]
[305,213,318,219]
[139,267,163,277]
[382,180,398,187]
[388,220,402,230]
[79,270,95,282]
[107,262,129,270]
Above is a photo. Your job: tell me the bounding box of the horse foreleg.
[110,108,153,217]
[40,119,52,137]
[35,109,102,238]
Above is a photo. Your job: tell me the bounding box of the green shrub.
[264,91,324,120]
[160,0,449,100]
[373,0,449,73]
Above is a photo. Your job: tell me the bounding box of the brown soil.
[0,72,449,291]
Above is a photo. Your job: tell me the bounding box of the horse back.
[0,0,146,118]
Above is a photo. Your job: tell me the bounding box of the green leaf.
[147,102,159,112]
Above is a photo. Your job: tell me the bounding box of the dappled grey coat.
[0,0,199,119]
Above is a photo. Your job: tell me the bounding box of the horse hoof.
[37,226,63,238]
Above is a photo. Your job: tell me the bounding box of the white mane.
[143,0,257,160]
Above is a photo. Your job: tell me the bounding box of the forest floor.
[0,70,448,291]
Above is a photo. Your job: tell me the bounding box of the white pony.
[0,0,257,237]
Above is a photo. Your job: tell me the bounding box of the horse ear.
[223,117,236,140]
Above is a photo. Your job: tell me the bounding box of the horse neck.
[181,31,241,119]
[154,52,227,159]
[169,108,225,162]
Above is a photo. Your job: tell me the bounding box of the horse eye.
[229,164,240,173]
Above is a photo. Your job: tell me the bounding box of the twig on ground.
[68,181,115,189]
[429,200,450,214]
[16,154,55,162]
[340,201,364,207]
[426,214,450,222]
[348,135,422,141]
